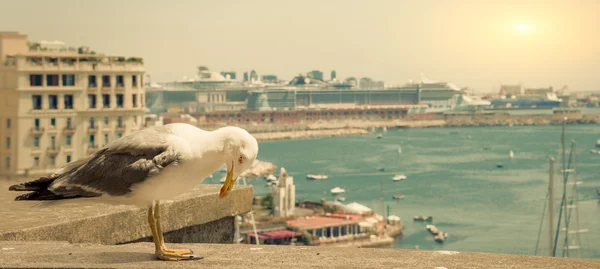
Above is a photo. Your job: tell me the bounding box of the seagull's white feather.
[9,123,258,207]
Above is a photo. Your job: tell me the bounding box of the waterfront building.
[0,32,145,177]
[306,70,323,81]
[272,168,296,218]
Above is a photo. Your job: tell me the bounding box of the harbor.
[221,124,600,258]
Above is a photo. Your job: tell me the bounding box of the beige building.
[0,32,146,177]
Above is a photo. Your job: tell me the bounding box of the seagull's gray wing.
[48,126,189,197]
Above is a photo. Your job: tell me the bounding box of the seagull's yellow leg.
[153,201,197,260]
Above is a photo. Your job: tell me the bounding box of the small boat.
[330,187,346,194]
[398,147,402,154]
[596,139,600,147]
[266,181,273,186]
[383,126,388,132]
[306,174,328,180]
[336,196,346,202]
[392,193,405,200]
[377,134,383,139]
[590,149,600,154]
[496,163,504,168]
[378,167,385,172]
[266,174,277,181]
[413,216,433,222]
[509,150,514,159]
[434,232,448,243]
[392,174,407,181]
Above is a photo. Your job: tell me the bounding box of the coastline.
[249,113,600,141]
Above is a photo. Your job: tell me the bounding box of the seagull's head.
[217,126,259,198]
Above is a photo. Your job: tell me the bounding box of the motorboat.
[496,163,504,168]
[336,196,346,202]
[413,216,433,222]
[306,174,328,180]
[509,150,514,159]
[330,187,346,194]
[392,193,405,200]
[392,174,407,181]
[378,167,385,172]
[377,134,383,139]
[266,174,277,181]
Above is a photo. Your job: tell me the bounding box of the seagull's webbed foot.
[161,245,194,255]
[156,250,200,261]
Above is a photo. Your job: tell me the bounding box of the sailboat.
[383,126,388,132]
[398,147,402,154]
[509,150,515,160]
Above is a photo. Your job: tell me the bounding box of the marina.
[237,124,600,258]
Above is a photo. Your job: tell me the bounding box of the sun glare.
[515,23,531,33]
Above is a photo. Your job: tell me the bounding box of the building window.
[66,155,71,163]
[132,94,137,107]
[30,74,43,86]
[50,136,56,149]
[5,136,10,149]
[116,133,123,138]
[32,95,42,110]
[62,74,75,86]
[5,157,10,169]
[6,119,10,128]
[34,118,40,129]
[116,94,124,108]
[102,94,110,108]
[66,135,72,146]
[116,75,124,87]
[33,136,40,148]
[88,75,97,87]
[132,75,137,87]
[103,117,109,125]
[89,117,95,129]
[102,75,110,87]
[64,94,73,109]
[50,118,56,128]
[117,116,123,127]
[89,134,95,146]
[66,117,72,129]
[88,94,97,109]
[104,133,109,145]
[49,95,58,109]
[49,155,55,166]
[33,156,39,168]
[46,74,59,86]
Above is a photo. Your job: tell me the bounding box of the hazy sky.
[2,0,599,92]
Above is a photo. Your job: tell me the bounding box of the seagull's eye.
[238,156,243,164]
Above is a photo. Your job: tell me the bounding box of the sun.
[515,23,531,33]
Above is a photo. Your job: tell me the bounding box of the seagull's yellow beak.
[219,161,237,198]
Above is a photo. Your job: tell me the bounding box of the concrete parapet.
[0,241,598,269]
[0,180,253,245]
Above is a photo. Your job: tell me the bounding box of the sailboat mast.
[561,118,569,257]
[548,157,555,256]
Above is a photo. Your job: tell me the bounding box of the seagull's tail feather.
[8,176,56,192]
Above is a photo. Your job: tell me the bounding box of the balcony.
[46,146,60,155]
[102,125,112,131]
[115,83,125,90]
[115,125,126,132]
[30,127,45,135]
[46,127,59,134]
[63,126,76,134]
[101,84,111,91]
[88,126,98,132]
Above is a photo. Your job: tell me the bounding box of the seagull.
[8,123,258,261]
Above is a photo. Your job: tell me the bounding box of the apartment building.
[0,32,146,177]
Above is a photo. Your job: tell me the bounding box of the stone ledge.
[0,180,253,244]
[0,241,598,269]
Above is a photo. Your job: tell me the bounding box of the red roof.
[287,215,361,229]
